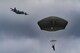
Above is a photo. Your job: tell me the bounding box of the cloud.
[0,38,40,53]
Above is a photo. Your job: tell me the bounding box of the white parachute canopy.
[50,40,56,45]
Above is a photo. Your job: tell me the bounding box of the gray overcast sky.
[0,0,80,53]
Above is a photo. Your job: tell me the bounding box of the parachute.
[37,16,68,31]
[50,40,56,51]
[37,16,68,51]
[50,40,56,42]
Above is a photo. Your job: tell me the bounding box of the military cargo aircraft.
[10,7,29,15]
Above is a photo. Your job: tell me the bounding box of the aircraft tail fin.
[10,8,14,11]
